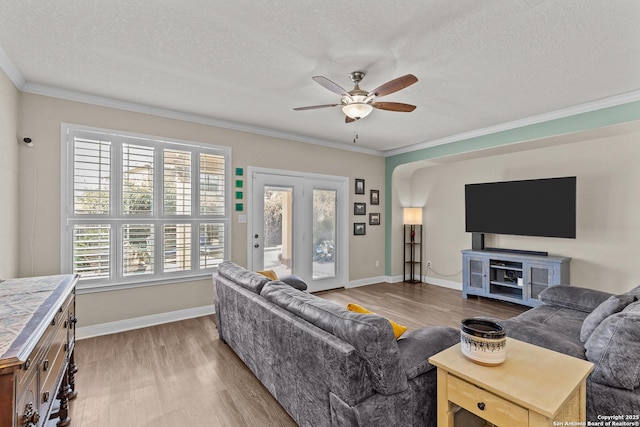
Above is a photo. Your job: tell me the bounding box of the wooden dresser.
[0,274,79,427]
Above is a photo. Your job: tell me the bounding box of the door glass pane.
[313,189,337,279]
[264,187,292,277]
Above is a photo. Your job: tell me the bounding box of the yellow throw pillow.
[257,270,278,281]
[347,303,408,339]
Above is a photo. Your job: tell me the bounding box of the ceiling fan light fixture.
[342,102,373,119]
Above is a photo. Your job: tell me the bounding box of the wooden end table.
[428,338,594,427]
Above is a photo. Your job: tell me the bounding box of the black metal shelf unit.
[403,224,422,283]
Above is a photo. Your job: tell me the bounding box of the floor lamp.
[403,208,423,283]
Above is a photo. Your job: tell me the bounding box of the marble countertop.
[0,275,70,358]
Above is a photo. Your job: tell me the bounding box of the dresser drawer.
[39,320,68,420]
[15,366,39,427]
[447,374,529,426]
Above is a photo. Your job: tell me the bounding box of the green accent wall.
[384,100,640,275]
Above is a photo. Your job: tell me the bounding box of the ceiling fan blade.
[367,74,418,98]
[312,76,350,96]
[372,102,417,112]
[293,104,340,111]
[345,116,360,124]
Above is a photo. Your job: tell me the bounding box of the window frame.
[60,123,232,292]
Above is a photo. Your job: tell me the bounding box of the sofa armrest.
[539,285,612,313]
[397,326,459,379]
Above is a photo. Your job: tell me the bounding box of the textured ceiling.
[1,0,639,154]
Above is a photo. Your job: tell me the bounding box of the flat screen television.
[465,176,576,238]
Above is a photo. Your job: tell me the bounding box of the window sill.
[76,273,215,295]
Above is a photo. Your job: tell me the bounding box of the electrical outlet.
[427,261,432,268]
[375,260,379,267]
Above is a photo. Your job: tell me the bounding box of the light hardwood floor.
[69,282,527,427]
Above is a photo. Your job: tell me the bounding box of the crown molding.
[5,40,638,160]
[0,41,381,156]
[0,44,25,89]
[384,89,640,157]
[20,81,384,157]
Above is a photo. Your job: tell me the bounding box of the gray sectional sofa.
[504,284,640,421]
[214,260,640,425]
[213,261,460,427]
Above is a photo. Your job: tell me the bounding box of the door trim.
[247,167,349,290]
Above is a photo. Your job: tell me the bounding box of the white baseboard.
[347,276,388,288]
[424,276,462,291]
[76,305,216,340]
[389,274,462,290]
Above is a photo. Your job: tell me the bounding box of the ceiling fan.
[294,71,418,123]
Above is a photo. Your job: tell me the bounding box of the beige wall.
[393,130,640,295]
[0,69,19,280]
[18,93,385,327]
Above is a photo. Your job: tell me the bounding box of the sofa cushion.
[279,274,308,291]
[217,261,269,294]
[261,281,407,395]
[503,318,586,359]
[347,303,407,339]
[585,301,640,390]
[622,284,640,300]
[539,285,612,313]
[580,293,637,342]
[396,326,459,379]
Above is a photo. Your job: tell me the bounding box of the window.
[61,125,230,290]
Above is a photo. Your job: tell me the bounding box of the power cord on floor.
[426,263,462,277]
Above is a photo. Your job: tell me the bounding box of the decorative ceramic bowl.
[460,318,506,366]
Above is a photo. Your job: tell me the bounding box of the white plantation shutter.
[164,149,192,215]
[61,125,230,290]
[123,224,154,276]
[72,224,110,279]
[73,138,111,215]
[123,144,155,215]
[199,223,225,269]
[200,153,225,215]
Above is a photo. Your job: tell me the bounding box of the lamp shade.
[342,102,373,119]
[403,207,422,225]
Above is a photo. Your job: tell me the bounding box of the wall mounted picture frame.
[355,178,365,194]
[369,213,380,225]
[354,202,366,215]
[370,189,379,205]
[354,223,366,235]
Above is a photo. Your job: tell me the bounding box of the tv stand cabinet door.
[523,261,567,305]
[462,253,489,298]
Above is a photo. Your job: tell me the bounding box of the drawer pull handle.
[477,402,486,411]
[23,402,40,426]
[43,391,50,402]
[43,359,49,371]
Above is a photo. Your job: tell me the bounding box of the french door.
[248,168,348,292]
